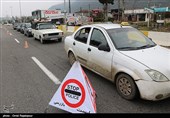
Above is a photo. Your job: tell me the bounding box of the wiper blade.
[117,47,139,50]
[137,44,156,49]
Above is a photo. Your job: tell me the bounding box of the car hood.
[27,28,32,30]
[120,45,170,79]
[39,29,62,34]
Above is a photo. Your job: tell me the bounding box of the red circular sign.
[61,79,85,108]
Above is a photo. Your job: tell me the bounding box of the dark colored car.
[16,23,22,32]
[23,23,32,37]
[13,23,19,30]
[20,23,26,34]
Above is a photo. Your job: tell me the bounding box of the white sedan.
[32,23,63,44]
[64,24,170,101]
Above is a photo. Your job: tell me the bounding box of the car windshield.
[39,24,56,30]
[25,23,31,28]
[107,28,156,51]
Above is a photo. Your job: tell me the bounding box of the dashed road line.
[14,38,20,44]
[31,57,61,85]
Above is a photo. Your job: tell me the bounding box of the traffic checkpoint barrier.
[49,61,97,113]
[56,25,80,33]
[141,31,148,37]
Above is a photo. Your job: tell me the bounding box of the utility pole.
[118,0,120,21]
[19,0,22,22]
[80,7,82,16]
[68,0,71,13]
[89,4,91,17]
[64,0,66,25]
[10,6,13,18]
[147,0,151,28]
[121,0,125,21]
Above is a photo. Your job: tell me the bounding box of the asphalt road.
[1,25,170,114]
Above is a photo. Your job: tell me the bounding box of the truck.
[31,10,64,44]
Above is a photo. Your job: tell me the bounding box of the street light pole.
[19,0,22,22]
[64,0,66,25]
[68,0,71,13]
[10,6,13,18]
[118,0,120,21]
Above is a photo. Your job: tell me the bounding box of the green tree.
[99,0,114,21]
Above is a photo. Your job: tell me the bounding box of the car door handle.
[73,42,75,45]
[88,48,91,52]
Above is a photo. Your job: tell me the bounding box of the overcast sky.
[0,0,64,17]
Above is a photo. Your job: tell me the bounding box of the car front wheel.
[116,74,139,100]
[68,52,76,65]
[40,37,44,44]
[58,38,62,42]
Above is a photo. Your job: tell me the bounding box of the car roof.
[89,23,133,30]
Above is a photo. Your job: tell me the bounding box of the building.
[124,7,170,23]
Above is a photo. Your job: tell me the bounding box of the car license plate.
[51,38,57,40]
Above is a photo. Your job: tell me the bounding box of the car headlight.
[28,29,31,32]
[145,69,169,82]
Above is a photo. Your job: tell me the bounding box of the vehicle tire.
[27,32,30,37]
[40,37,44,44]
[34,36,37,40]
[68,52,76,65]
[116,73,139,100]
[58,38,62,42]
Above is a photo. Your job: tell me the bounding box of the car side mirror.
[149,37,152,41]
[35,27,38,30]
[75,36,80,40]
[98,44,110,52]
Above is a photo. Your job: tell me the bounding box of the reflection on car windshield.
[107,28,156,50]
[39,24,56,30]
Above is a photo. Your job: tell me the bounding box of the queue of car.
[11,22,170,101]
[12,22,64,43]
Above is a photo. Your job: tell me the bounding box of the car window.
[74,27,91,44]
[39,24,56,30]
[107,28,156,50]
[90,28,108,47]
[74,30,81,39]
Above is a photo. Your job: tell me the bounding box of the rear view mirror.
[98,44,110,52]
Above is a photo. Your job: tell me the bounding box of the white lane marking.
[31,57,61,85]
[14,38,20,44]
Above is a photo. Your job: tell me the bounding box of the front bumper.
[27,31,32,36]
[136,80,170,101]
[43,35,63,41]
